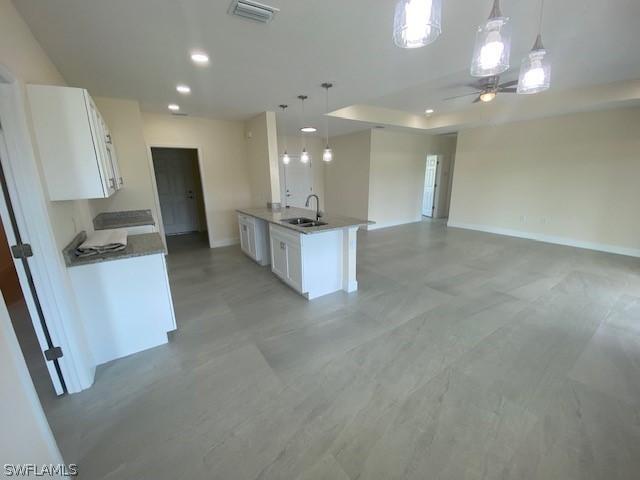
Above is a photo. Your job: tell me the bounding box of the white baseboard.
[447,221,640,258]
[211,237,240,249]
[367,217,423,231]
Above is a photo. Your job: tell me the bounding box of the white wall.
[448,107,640,255]
[141,113,251,246]
[89,98,160,225]
[0,292,64,474]
[245,112,280,207]
[368,129,430,228]
[323,128,457,228]
[324,130,371,219]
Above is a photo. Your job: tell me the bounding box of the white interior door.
[0,130,64,395]
[281,156,313,208]
[153,149,199,235]
[422,155,438,217]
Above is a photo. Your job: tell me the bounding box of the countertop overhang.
[237,207,373,234]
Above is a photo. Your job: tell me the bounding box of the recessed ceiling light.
[190,52,209,64]
[168,104,180,111]
[425,109,434,114]
[301,127,317,133]
[176,85,191,94]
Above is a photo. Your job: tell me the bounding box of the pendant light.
[298,95,310,164]
[393,0,442,49]
[470,0,512,77]
[279,105,290,165]
[517,0,550,94]
[321,83,333,162]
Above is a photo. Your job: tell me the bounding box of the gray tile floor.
[42,220,640,479]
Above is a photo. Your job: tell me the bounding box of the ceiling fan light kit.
[393,0,442,48]
[470,0,512,77]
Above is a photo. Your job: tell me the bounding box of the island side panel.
[342,227,359,293]
[68,254,172,365]
[301,229,343,300]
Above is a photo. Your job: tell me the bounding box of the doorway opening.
[278,155,313,209]
[151,147,208,242]
[0,134,63,403]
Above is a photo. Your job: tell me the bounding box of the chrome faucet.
[305,194,323,220]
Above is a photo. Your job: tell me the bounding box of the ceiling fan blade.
[444,91,481,101]
[499,87,518,93]
[466,83,482,89]
[472,95,482,103]
[498,79,518,88]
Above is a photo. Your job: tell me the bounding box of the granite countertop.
[93,209,155,231]
[237,207,373,234]
[63,231,166,267]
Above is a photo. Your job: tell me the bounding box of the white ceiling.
[13,0,640,137]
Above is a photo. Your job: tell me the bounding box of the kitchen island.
[237,207,373,299]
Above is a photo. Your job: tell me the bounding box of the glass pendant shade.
[323,147,333,162]
[393,0,442,48]
[470,1,511,77]
[301,148,309,164]
[517,36,550,94]
[282,151,290,164]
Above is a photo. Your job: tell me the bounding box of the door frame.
[146,144,211,248]
[0,63,93,394]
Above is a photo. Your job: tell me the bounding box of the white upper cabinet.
[26,85,123,201]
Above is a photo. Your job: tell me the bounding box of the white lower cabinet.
[238,214,270,266]
[270,228,304,293]
[269,224,342,299]
[68,253,176,365]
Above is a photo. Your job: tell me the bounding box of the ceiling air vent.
[228,0,279,24]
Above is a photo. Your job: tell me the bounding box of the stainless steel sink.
[299,221,327,228]
[281,217,328,228]
[281,217,316,225]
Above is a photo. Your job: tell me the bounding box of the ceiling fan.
[444,75,518,103]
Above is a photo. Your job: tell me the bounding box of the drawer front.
[269,224,302,246]
[237,213,256,226]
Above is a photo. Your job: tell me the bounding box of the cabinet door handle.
[105,133,112,144]
[280,241,285,250]
[243,225,247,231]
[118,177,123,186]
[109,178,115,189]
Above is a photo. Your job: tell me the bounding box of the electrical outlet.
[541,218,547,225]
[518,215,526,223]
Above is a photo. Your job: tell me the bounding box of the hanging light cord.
[301,97,306,150]
[280,105,288,152]
[537,0,545,34]
[325,87,330,145]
